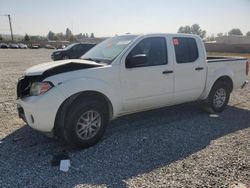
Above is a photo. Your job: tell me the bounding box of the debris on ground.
[13,136,23,142]
[51,151,70,166]
[60,159,71,172]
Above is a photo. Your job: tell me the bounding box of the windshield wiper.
[82,58,101,63]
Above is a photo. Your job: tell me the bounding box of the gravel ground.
[0,49,249,188]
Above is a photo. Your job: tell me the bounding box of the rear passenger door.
[172,36,206,103]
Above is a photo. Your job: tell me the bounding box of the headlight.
[30,82,54,96]
[54,52,61,55]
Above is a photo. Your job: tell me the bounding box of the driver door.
[121,37,174,112]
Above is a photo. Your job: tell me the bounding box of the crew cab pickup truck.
[16,33,249,148]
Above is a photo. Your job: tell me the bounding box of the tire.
[63,98,108,148]
[202,81,230,113]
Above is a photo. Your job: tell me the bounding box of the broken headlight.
[29,82,54,96]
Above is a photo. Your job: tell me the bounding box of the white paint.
[17,33,248,133]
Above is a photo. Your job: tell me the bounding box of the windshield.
[64,43,78,50]
[81,35,137,64]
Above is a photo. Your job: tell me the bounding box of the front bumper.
[16,86,66,133]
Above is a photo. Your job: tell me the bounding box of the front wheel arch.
[54,91,113,138]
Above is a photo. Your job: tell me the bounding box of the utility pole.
[0,14,14,41]
[7,14,14,41]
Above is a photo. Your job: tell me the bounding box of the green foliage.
[206,34,216,41]
[30,35,46,41]
[228,28,243,36]
[0,35,3,41]
[69,35,76,42]
[55,32,64,41]
[177,24,206,38]
[24,34,30,42]
[217,33,223,37]
[246,31,250,36]
[66,28,73,40]
[90,33,95,38]
[47,31,55,40]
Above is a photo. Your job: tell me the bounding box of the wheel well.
[54,91,113,137]
[213,76,233,93]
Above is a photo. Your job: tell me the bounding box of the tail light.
[246,61,249,76]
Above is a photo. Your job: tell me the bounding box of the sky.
[0,0,250,37]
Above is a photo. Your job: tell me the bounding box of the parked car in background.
[18,43,28,49]
[9,43,19,49]
[0,43,8,48]
[51,43,95,61]
[45,44,56,49]
[29,44,40,49]
[16,33,249,148]
[56,44,66,49]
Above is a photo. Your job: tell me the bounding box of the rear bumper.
[241,80,248,89]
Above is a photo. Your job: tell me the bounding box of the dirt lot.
[0,49,249,188]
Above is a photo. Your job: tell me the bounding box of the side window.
[126,37,167,68]
[173,37,199,63]
[74,44,82,51]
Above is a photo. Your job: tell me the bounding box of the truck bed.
[207,56,247,63]
[205,56,247,95]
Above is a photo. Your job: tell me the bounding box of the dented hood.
[25,59,104,77]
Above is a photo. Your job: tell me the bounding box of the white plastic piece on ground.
[209,114,219,118]
[60,159,71,172]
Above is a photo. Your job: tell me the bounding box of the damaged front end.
[16,75,43,122]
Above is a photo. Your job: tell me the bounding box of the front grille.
[17,76,32,98]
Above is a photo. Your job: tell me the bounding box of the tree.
[177,24,206,38]
[178,26,191,34]
[206,34,216,41]
[24,34,30,42]
[0,35,3,41]
[30,35,46,41]
[217,33,223,37]
[228,28,243,36]
[90,33,95,38]
[66,28,73,40]
[69,35,75,42]
[47,31,55,40]
[85,33,89,38]
[55,32,64,41]
[246,31,250,36]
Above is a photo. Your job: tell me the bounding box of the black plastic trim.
[207,57,247,63]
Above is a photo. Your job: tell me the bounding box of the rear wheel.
[202,81,230,113]
[63,99,108,148]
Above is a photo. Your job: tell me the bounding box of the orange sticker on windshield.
[173,38,179,45]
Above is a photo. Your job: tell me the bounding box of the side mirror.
[126,54,147,68]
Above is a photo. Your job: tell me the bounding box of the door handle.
[195,67,204,71]
[162,70,174,74]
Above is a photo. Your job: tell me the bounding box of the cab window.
[126,37,168,68]
[173,37,199,63]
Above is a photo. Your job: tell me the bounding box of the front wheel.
[202,82,230,113]
[63,99,108,148]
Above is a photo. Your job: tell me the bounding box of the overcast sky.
[0,0,250,37]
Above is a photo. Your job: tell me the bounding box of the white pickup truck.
[17,33,249,148]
